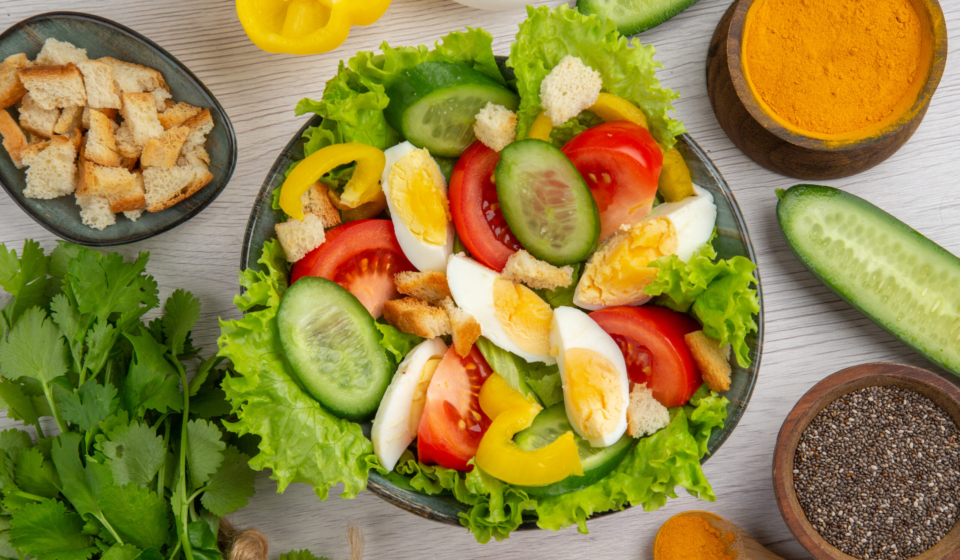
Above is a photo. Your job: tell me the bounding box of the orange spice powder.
[654,514,738,560]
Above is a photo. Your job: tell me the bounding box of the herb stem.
[156,418,171,495]
[11,490,44,502]
[41,383,68,435]
[167,540,181,560]
[95,512,125,546]
[174,358,196,560]
[186,485,208,505]
[33,421,44,440]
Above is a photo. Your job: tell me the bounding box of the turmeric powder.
[654,512,738,560]
[742,0,931,140]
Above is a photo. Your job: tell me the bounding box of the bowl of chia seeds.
[773,362,960,560]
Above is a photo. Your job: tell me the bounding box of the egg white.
[381,142,454,272]
[371,337,448,471]
[550,306,630,447]
[645,184,717,262]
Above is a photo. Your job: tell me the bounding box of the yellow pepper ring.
[527,93,649,142]
[279,142,386,221]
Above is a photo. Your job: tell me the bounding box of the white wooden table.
[2,0,958,558]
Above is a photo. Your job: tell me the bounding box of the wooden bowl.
[707,0,948,180]
[773,363,960,559]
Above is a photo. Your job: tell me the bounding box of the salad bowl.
[240,58,764,530]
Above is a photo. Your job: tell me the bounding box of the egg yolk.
[578,217,679,306]
[389,149,451,245]
[563,347,625,439]
[410,356,442,432]
[493,278,553,356]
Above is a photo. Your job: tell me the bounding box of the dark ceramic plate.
[240,57,763,530]
[0,12,237,246]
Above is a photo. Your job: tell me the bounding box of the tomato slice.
[561,121,663,241]
[590,306,702,408]
[449,141,522,271]
[290,220,415,319]
[417,345,493,471]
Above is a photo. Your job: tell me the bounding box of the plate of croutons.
[0,12,236,245]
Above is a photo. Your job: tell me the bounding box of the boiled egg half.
[382,142,454,272]
[371,338,447,471]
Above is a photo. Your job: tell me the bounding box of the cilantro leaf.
[50,292,85,371]
[278,551,329,560]
[0,517,19,559]
[161,290,201,356]
[186,521,220,560]
[99,421,164,487]
[0,240,52,322]
[120,329,181,415]
[82,319,117,379]
[200,446,255,516]
[0,430,32,459]
[67,250,157,324]
[98,484,170,550]
[188,355,224,397]
[186,419,225,487]
[0,379,44,430]
[50,433,113,520]
[60,381,118,433]
[9,499,95,560]
[101,544,143,560]
[48,242,82,280]
[14,447,60,498]
[0,306,68,386]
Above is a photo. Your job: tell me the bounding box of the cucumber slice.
[384,62,519,158]
[495,139,600,266]
[514,403,634,497]
[277,277,393,421]
[778,185,960,374]
[578,0,701,36]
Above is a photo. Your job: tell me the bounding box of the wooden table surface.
[1,0,958,558]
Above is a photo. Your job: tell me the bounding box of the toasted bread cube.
[149,88,171,112]
[501,250,574,291]
[67,128,83,154]
[685,330,732,392]
[0,53,29,109]
[123,209,143,221]
[0,109,28,168]
[275,214,327,263]
[77,160,145,213]
[626,383,670,438]
[119,92,163,147]
[473,102,517,152]
[383,298,451,338]
[441,298,481,357]
[36,39,87,66]
[76,60,121,110]
[84,109,121,167]
[142,164,213,212]
[18,93,60,138]
[53,105,83,136]
[540,55,602,126]
[82,106,118,128]
[301,183,341,228]
[114,122,140,159]
[76,195,116,230]
[99,57,166,94]
[394,271,452,304]
[18,64,87,110]
[158,102,201,130]
[141,126,189,168]
[177,109,213,166]
[21,135,77,199]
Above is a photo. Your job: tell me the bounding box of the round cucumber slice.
[277,277,392,421]
[495,139,600,266]
[514,403,634,497]
[384,61,519,158]
[578,0,701,36]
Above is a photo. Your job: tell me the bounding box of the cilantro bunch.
[0,240,256,560]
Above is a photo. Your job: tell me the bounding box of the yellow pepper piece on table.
[236,0,392,56]
[475,374,583,487]
[280,142,386,221]
[658,147,694,202]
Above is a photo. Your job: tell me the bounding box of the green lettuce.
[218,240,374,501]
[507,4,685,148]
[643,238,760,367]
[375,322,424,363]
[474,338,563,407]
[533,263,582,309]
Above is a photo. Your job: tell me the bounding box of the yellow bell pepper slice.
[280,142,386,221]
[236,0,392,56]
[589,93,649,129]
[658,148,694,202]
[475,374,583,486]
[528,112,554,142]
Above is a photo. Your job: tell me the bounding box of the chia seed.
[793,385,960,560]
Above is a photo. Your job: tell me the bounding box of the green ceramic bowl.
[0,12,237,246]
[240,58,763,530]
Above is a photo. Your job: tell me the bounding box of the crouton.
[0,109,27,168]
[84,109,120,167]
[275,214,326,263]
[18,93,60,138]
[142,164,213,212]
[114,122,139,159]
[123,209,143,221]
[76,195,115,231]
[473,102,517,152]
[82,106,118,129]
[18,64,87,110]
[440,298,481,357]
[501,250,574,291]
[394,271,451,304]
[99,57,166,94]
[76,60,121,109]
[67,128,83,154]
[119,92,163,147]
[21,135,77,199]
[539,56,603,126]
[626,383,670,438]
[383,298,451,339]
[53,105,83,136]
[158,102,201,130]
[140,126,189,168]
[301,183,341,228]
[177,109,213,166]
[0,53,29,109]
[685,331,732,392]
[149,88,172,112]
[77,161,145,213]
[36,39,87,66]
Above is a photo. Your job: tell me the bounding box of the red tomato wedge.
[561,122,664,241]
[417,345,493,471]
[590,306,702,408]
[449,141,522,271]
[290,220,415,319]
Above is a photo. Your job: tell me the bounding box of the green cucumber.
[578,0,701,36]
[495,139,600,266]
[277,277,393,420]
[777,185,960,374]
[514,403,634,497]
[384,61,519,158]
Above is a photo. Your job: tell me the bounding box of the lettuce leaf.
[375,322,423,364]
[218,240,374,501]
[644,239,759,367]
[535,390,728,533]
[474,338,564,407]
[507,4,685,149]
[532,263,581,309]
